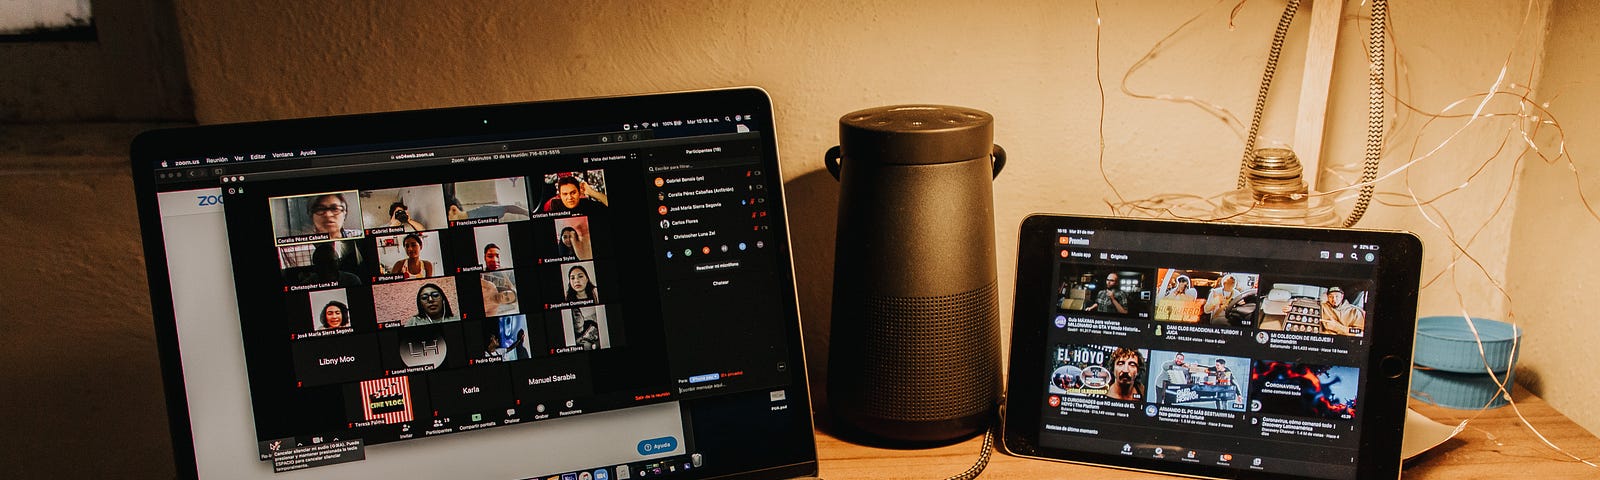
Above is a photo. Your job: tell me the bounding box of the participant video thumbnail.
[1056,267,1151,318]
[556,260,600,305]
[554,306,612,352]
[371,277,460,326]
[376,232,446,280]
[552,215,594,260]
[444,177,532,225]
[279,240,369,287]
[427,365,513,418]
[478,315,534,362]
[1202,273,1260,327]
[474,224,515,271]
[510,354,592,412]
[536,170,609,216]
[1152,268,1204,323]
[1152,270,1262,325]
[308,288,353,331]
[290,334,382,387]
[1256,280,1371,336]
[1147,351,1250,412]
[1249,360,1359,420]
[269,191,364,245]
[480,271,521,317]
[358,376,418,424]
[378,324,462,373]
[1048,344,1148,402]
[359,185,447,233]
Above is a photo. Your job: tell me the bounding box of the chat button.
[637,436,678,456]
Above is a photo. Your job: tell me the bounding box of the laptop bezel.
[131,87,818,479]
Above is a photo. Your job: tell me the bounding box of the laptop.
[131,87,818,479]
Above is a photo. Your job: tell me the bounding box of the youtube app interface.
[1037,228,1386,480]
[180,118,807,478]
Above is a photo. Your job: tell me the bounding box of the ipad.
[1003,214,1422,480]
[131,88,818,479]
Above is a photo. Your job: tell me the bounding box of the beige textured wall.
[0,124,179,478]
[1509,0,1600,436]
[173,0,1553,382]
[7,2,1577,475]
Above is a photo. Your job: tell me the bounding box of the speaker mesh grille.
[860,283,1000,422]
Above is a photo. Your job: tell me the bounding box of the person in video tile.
[319,301,349,330]
[543,176,609,215]
[1086,272,1130,314]
[303,242,363,286]
[558,227,580,257]
[1162,275,1198,300]
[406,283,458,326]
[1108,347,1145,401]
[576,318,602,351]
[484,243,504,271]
[481,272,519,317]
[1319,287,1365,336]
[565,264,599,302]
[389,233,435,279]
[1209,359,1234,384]
[386,202,427,232]
[308,193,356,239]
[489,315,532,360]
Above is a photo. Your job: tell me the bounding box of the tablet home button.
[1380,355,1409,379]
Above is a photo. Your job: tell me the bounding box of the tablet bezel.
[1002,214,1421,480]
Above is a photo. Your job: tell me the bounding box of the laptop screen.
[132,88,816,479]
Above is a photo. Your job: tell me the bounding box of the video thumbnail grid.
[1056,264,1373,338]
[262,171,629,424]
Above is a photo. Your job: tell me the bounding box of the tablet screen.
[1005,215,1421,480]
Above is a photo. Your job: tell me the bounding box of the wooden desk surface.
[814,391,1600,479]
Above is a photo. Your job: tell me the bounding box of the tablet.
[1002,214,1422,480]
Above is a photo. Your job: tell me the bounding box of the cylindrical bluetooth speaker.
[824,105,1005,444]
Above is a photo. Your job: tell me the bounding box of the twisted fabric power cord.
[1236,0,1303,189]
[1235,0,1386,227]
[943,426,995,480]
[1342,0,1387,227]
